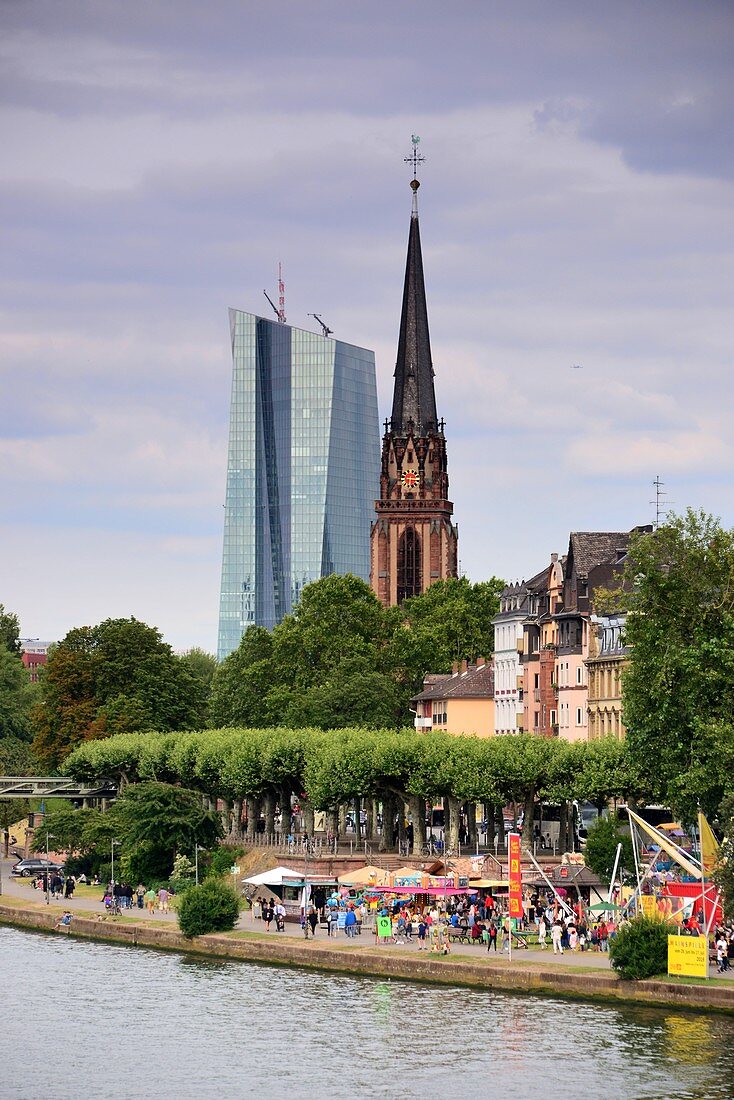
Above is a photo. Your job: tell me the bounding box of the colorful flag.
[508,832,522,919]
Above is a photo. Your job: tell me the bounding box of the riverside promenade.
[1,864,732,1016]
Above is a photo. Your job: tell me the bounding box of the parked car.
[11,859,64,878]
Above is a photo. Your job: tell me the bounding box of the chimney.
[551,552,558,563]
[460,659,468,674]
[452,661,459,675]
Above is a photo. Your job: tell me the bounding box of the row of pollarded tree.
[63,726,649,853]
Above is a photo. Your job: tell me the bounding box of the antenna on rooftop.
[263,262,286,323]
[650,475,674,530]
[309,314,333,338]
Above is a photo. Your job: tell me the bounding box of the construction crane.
[309,313,333,338]
[263,263,286,323]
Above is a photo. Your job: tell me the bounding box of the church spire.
[390,142,438,436]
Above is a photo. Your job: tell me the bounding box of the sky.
[2,0,733,652]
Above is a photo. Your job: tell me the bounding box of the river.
[1,926,732,1098]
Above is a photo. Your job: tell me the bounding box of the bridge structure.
[0,777,117,802]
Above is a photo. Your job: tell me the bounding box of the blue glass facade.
[217,311,379,659]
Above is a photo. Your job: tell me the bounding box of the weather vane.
[404,134,425,180]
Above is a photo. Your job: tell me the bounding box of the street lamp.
[45,833,55,905]
[194,845,205,887]
[110,838,120,893]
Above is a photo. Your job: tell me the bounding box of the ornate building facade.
[370,174,458,606]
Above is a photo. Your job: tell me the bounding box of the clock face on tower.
[402,470,418,490]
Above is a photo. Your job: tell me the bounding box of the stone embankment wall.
[1,900,731,1016]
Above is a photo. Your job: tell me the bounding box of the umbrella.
[587,901,620,912]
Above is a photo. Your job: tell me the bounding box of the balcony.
[413,717,432,729]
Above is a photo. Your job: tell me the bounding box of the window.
[576,665,583,686]
[397,527,422,602]
[534,711,540,728]
[534,673,540,689]
[576,707,584,726]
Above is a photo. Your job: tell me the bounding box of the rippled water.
[2,926,733,1099]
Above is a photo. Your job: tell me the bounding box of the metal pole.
[607,842,622,913]
[524,848,574,918]
[195,844,198,887]
[45,833,50,905]
[627,809,643,912]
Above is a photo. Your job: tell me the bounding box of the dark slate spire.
[390,179,438,436]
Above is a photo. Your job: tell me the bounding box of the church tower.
[370,141,459,607]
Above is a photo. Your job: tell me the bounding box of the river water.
[1,926,732,1099]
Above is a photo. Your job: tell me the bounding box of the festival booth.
[242,865,339,922]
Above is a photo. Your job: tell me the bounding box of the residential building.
[217,312,380,660]
[521,554,564,737]
[587,614,628,740]
[370,171,458,607]
[412,659,494,737]
[492,567,547,734]
[19,639,53,682]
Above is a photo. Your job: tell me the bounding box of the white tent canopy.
[242,865,305,887]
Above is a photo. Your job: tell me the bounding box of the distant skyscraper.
[218,311,379,660]
[370,166,459,606]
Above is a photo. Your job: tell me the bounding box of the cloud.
[1,1,733,646]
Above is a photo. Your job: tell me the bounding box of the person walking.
[487,920,498,952]
[307,905,318,937]
[551,917,564,954]
[263,902,274,931]
[157,886,169,913]
[136,883,145,909]
[537,916,547,949]
[144,887,156,914]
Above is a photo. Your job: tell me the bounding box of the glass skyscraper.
[217,310,380,660]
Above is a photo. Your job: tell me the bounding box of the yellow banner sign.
[667,934,708,979]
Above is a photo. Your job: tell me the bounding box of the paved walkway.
[2,859,730,980]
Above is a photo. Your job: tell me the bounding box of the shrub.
[208,844,245,878]
[177,879,241,938]
[609,914,673,980]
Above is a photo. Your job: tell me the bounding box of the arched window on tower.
[398,526,422,602]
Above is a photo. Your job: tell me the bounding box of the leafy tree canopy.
[31,617,206,769]
[620,510,734,818]
[583,815,635,883]
[0,604,21,654]
[210,573,503,731]
[0,643,38,741]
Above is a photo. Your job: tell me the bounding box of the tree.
[0,604,21,654]
[209,627,273,727]
[584,815,635,883]
[32,617,206,769]
[620,510,734,818]
[0,643,37,741]
[390,576,504,693]
[179,648,217,726]
[714,792,734,918]
[115,780,221,871]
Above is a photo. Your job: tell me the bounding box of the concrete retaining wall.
[1,900,731,1015]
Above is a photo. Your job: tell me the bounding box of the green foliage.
[114,781,222,872]
[208,844,245,878]
[0,643,37,741]
[391,575,504,686]
[621,510,734,818]
[0,604,21,654]
[179,648,217,726]
[178,879,240,938]
[714,792,734,918]
[32,618,206,768]
[584,815,635,883]
[609,915,674,980]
